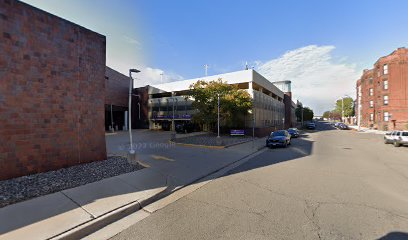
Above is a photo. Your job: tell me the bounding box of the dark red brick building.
[132,86,152,129]
[0,0,107,180]
[356,48,408,131]
[105,66,130,131]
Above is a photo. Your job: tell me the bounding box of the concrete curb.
[53,186,172,240]
[56,145,266,239]
[224,139,255,148]
[170,138,258,149]
[169,140,225,149]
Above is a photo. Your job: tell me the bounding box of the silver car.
[393,131,408,147]
[384,131,397,144]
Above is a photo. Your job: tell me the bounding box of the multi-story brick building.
[0,0,107,180]
[356,47,408,131]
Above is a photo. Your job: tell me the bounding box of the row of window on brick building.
[366,64,390,123]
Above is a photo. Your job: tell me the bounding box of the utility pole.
[341,97,344,123]
[358,87,361,131]
[204,64,209,76]
[301,106,304,127]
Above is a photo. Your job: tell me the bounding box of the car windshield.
[271,131,285,137]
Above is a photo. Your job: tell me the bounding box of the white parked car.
[393,131,408,147]
[384,131,398,144]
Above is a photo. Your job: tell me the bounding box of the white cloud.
[256,45,361,115]
[123,35,141,48]
[133,66,184,88]
[106,61,184,88]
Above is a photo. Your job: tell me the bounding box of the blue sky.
[22,0,408,114]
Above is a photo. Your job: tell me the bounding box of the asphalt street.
[110,122,408,240]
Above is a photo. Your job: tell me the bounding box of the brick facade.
[356,48,408,131]
[105,67,129,108]
[0,0,107,180]
[283,92,293,129]
[132,86,154,129]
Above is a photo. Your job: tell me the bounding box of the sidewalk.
[0,136,266,240]
[348,125,387,135]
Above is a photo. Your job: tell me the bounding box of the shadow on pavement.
[226,137,314,176]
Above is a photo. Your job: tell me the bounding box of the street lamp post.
[252,110,255,149]
[217,93,220,138]
[172,95,175,131]
[128,68,140,161]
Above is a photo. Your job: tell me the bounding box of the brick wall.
[132,86,150,129]
[356,48,408,131]
[283,92,293,129]
[105,66,129,107]
[0,0,107,180]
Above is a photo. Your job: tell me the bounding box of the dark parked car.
[337,123,349,130]
[287,128,299,138]
[306,122,316,129]
[175,122,194,133]
[266,130,291,148]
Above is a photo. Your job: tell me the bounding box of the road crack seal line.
[383,162,408,182]
[184,195,268,219]
[236,177,306,202]
[316,200,408,221]
[303,200,322,240]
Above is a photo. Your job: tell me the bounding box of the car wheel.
[394,141,401,147]
[384,139,388,144]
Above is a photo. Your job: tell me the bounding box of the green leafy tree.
[295,106,314,122]
[330,110,342,120]
[335,97,354,117]
[303,107,314,121]
[189,79,252,130]
[322,111,331,119]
